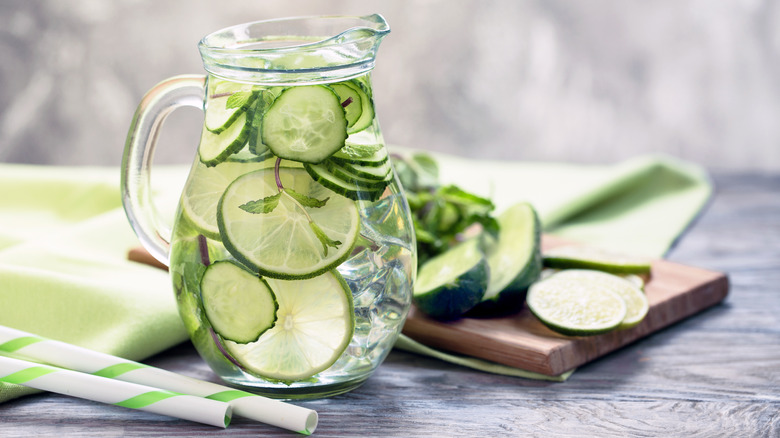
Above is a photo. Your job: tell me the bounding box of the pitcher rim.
[198,14,390,55]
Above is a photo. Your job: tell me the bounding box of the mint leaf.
[341,143,382,159]
[309,221,342,256]
[239,192,281,214]
[226,91,254,109]
[286,189,329,208]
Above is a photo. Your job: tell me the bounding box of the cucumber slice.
[261,85,348,164]
[200,261,277,344]
[340,159,392,180]
[325,160,392,190]
[330,82,363,128]
[224,270,354,382]
[413,238,488,320]
[468,202,542,316]
[205,89,258,134]
[225,146,274,163]
[199,110,252,167]
[331,143,388,167]
[343,80,375,134]
[543,245,652,275]
[246,89,278,157]
[303,163,384,201]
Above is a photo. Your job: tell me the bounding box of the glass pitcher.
[121,15,416,399]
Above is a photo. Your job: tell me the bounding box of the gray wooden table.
[1,172,777,437]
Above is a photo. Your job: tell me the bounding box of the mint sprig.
[392,152,500,266]
[225,91,254,109]
[309,222,342,256]
[239,192,281,214]
[240,157,340,257]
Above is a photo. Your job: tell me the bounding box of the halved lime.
[201,261,277,344]
[413,238,488,320]
[543,245,652,275]
[526,269,629,336]
[470,202,542,316]
[181,160,260,239]
[224,270,354,382]
[261,85,348,164]
[217,168,360,279]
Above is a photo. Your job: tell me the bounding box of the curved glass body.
[124,15,415,399]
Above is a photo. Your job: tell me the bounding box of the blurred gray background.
[1,0,779,171]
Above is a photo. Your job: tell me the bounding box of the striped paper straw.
[0,355,231,427]
[0,325,317,435]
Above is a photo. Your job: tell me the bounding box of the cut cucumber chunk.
[413,238,488,320]
[330,82,363,128]
[199,110,252,167]
[469,202,542,316]
[343,80,375,134]
[261,85,348,164]
[330,143,388,167]
[200,261,277,344]
[303,163,384,202]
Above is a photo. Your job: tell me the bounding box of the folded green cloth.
[0,153,712,401]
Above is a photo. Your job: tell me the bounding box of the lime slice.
[201,261,277,344]
[181,160,260,239]
[413,238,488,320]
[224,270,354,382]
[543,245,652,275]
[526,269,629,336]
[470,202,542,316]
[217,168,360,279]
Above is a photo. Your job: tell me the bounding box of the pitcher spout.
[199,14,390,84]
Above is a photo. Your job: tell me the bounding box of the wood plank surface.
[402,236,730,376]
[1,172,778,437]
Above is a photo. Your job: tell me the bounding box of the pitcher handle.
[121,74,206,266]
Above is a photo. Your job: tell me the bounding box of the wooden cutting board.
[401,235,730,376]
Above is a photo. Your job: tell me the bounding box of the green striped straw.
[0,354,231,427]
[0,325,317,435]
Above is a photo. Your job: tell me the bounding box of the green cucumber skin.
[413,258,489,321]
[303,163,384,202]
[199,112,252,167]
[206,90,260,134]
[542,257,652,275]
[468,209,543,317]
[200,260,279,344]
[466,249,541,317]
[261,85,348,164]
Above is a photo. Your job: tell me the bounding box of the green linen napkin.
[0,153,712,401]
